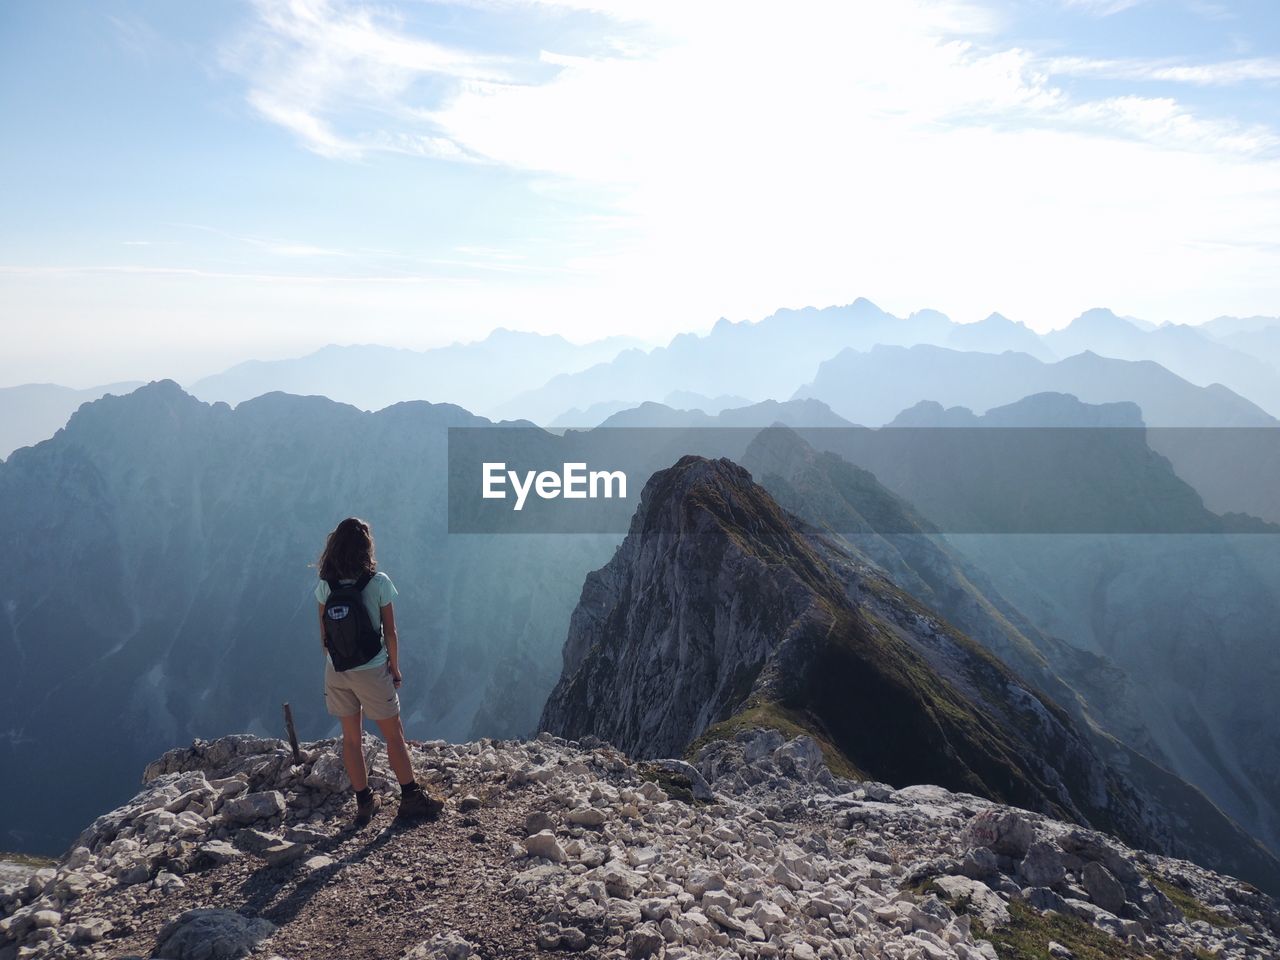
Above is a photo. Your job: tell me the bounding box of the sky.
[1,0,1279,387]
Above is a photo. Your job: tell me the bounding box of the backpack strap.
[325,578,344,594]
[353,572,374,592]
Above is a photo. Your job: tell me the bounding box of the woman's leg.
[340,711,368,792]
[373,714,415,786]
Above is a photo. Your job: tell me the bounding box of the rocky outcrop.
[800,390,1280,866]
[741,425,1280,895]
[0,380,616,855]
[3,731,1276,960]
[540,455,839,761]
[538,455,1245,879]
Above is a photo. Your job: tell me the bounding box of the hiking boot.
[354,792,381,827]
[396,788,444,821]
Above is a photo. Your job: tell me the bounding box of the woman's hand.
[382,604,402,689]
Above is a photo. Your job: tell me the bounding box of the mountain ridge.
[189,329,643,418]
[538,454,1280,892]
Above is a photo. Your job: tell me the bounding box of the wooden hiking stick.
[283,702,302,764]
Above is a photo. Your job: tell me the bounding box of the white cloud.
[1046,55,1280,87]
[225,0,520,158]
[1065,95,1280,154]
[246,90,359,158]
[1059,0,1150,15]
[198,0,1280,342]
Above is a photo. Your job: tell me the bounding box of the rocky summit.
[3,730,1278,960]
[537,455,1280,895]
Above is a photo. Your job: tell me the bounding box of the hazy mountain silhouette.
[554,391,756,427]
[0,381,143,459]
[597,398,855,430]
[547,400,643,429]
[570,388,1279,526]
[1201,315,1280,337]
[796,344,1273,428]
[1045,309,1280,415]
[946,312,1055,360]
[1201,315,1280,374]
[488,304,1280,426]
[829,394,1249,534]
[177,304,1280,435]
[189,329,641,418]
[490,299,953,423]
[795,345,1280,523]
[662,390,751,413]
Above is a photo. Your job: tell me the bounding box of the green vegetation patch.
[635,763,705,806]
[974,900,1174,960]
[685,697,865,781]
[1146,874,1235,929]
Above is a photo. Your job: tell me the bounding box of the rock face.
[541,455,838,761]
[0,380,616,855]
[538,455,1232,876]
[151,908,276,960]
[741,423,1280,896]
[2,731,1276,960]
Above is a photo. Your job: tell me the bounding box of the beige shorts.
[324,660,400,720]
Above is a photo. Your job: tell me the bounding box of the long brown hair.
[318,517,377,582]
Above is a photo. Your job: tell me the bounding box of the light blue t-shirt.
[316,571,398,671]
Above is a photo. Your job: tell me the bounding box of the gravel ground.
[0,865,37,889]
[4,731,1278,960]
[76,759,570,960]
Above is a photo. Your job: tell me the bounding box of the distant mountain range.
[594,387,1280,524]
[188,328,644,418]
[795,345,1280,522]
[946,311,1055,360]
[548,391,752,429]
[493,303,1280,425]
[0,381,143,459]
[795,343,1275,428]
[1045,309,1280,414]
[8,304,1278,457]
[1203,315,1280,372]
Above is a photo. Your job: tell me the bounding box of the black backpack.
[323,573,383,671]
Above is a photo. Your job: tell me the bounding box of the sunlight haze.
[2,0,1279,385]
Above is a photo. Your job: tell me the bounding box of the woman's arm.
[382,603,402,687]
[318,603,327,657]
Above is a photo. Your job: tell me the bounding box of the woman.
[316,517,442,826]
